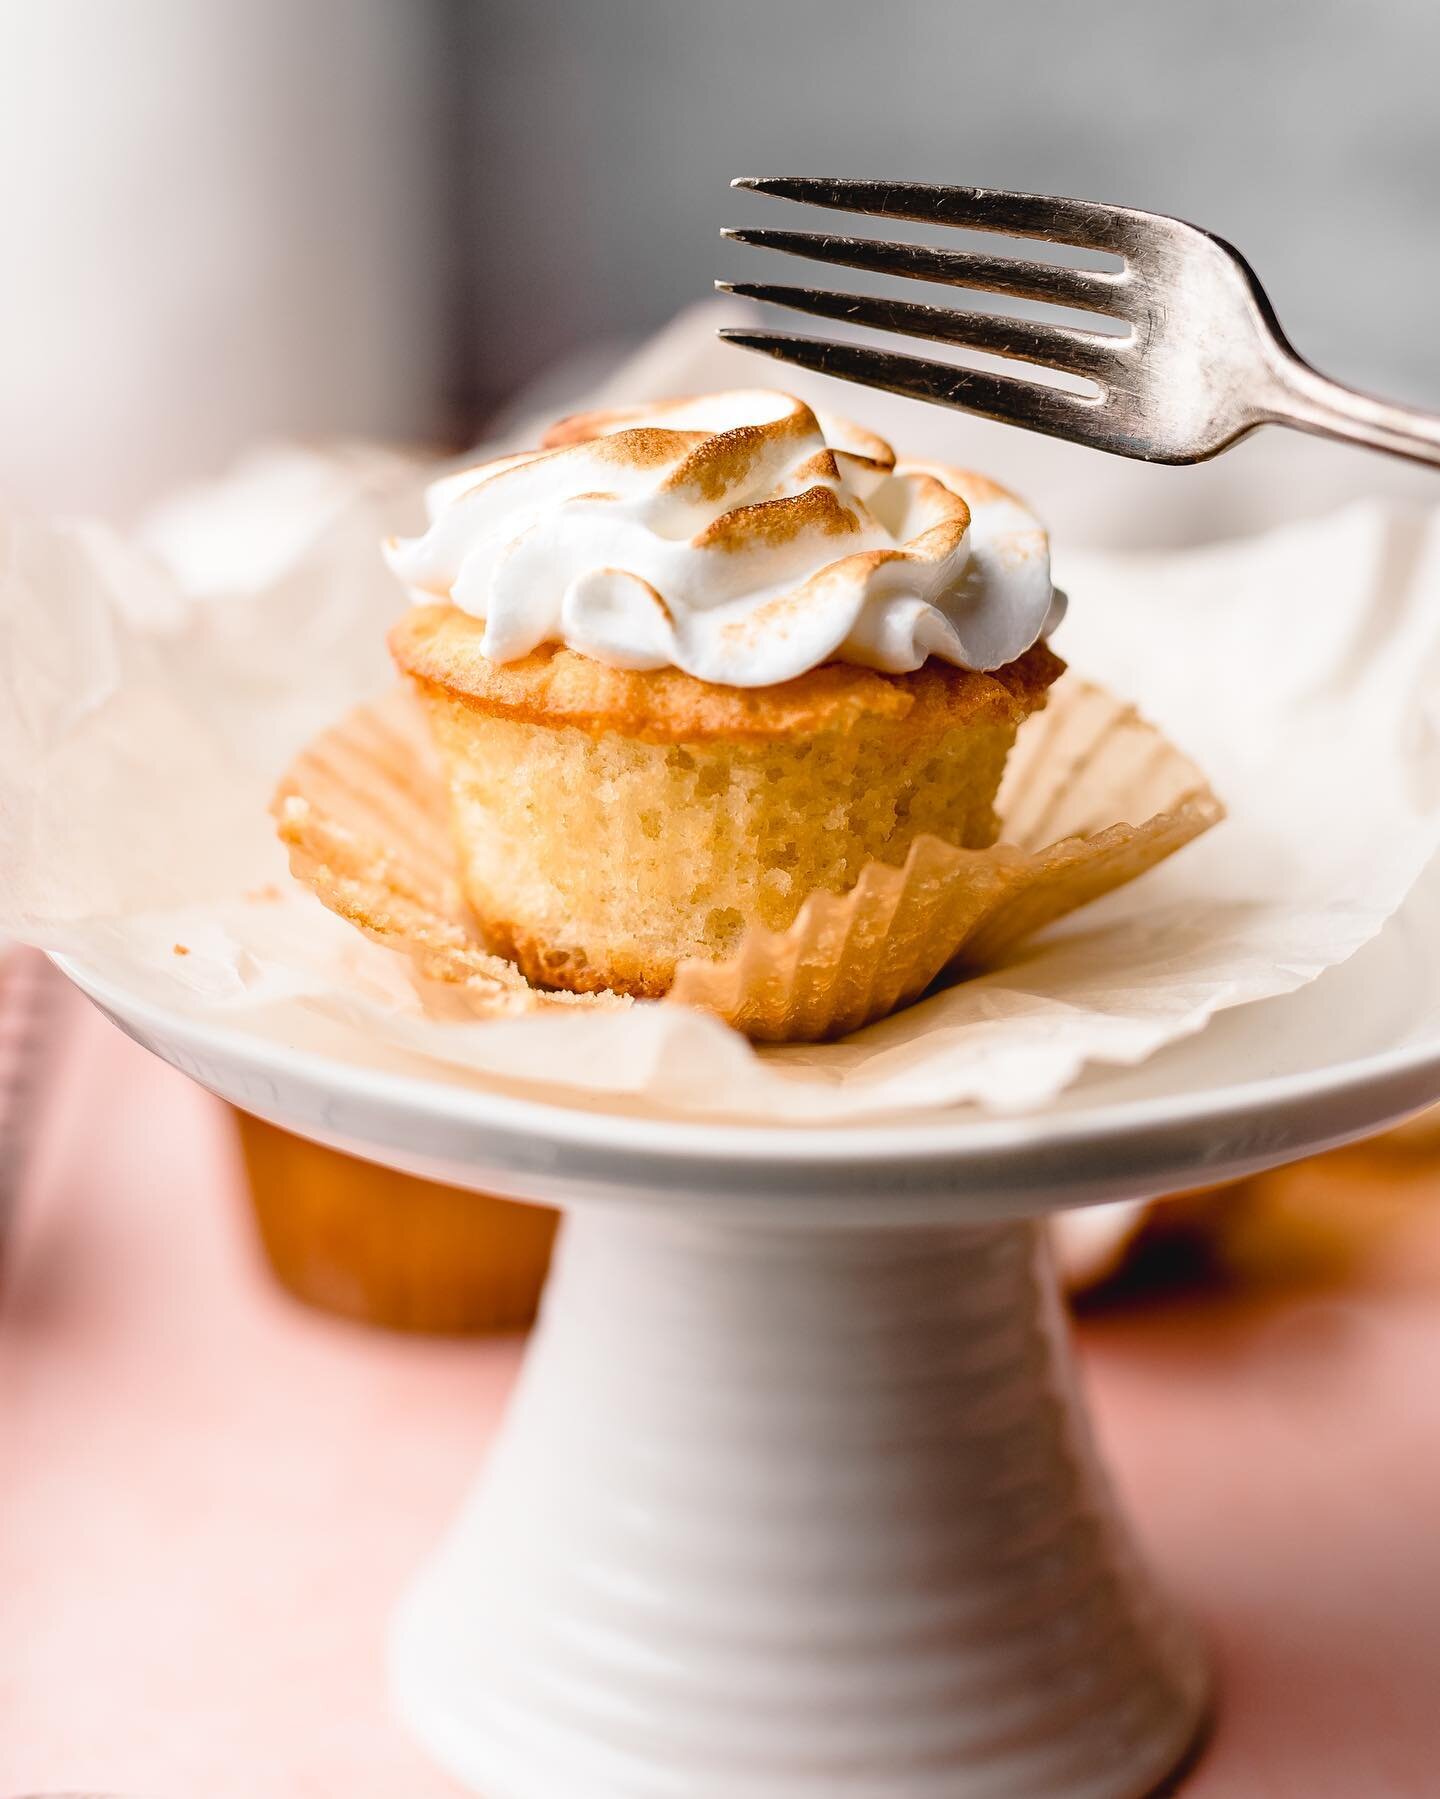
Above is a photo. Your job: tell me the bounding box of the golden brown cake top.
[391,603,1063,744]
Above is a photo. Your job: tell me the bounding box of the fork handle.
[1269,354,1440,470]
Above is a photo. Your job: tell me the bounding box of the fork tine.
[720,228,1126,318]
[716,331,1107,448]
[732,177,1140,256]
[715,280,1121,383]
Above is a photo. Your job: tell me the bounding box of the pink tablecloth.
[5,991,1440,1796]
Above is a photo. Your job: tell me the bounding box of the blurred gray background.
[464,0,1440,416]
[3,0,1438,516]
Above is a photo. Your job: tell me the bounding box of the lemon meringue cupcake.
[387,391,1064,1000]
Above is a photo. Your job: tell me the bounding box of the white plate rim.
[54,949,1440,1174]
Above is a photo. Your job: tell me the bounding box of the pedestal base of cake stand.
[390,1208,1209,1799]
[65,895,1440,1799]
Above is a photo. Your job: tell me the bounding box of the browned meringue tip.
[273,681,1221,1047]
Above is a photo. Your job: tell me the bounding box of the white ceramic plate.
[54,854,1440,1224]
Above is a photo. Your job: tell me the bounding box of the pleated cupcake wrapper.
[274,680,1223,1044]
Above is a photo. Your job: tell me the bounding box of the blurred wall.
[0,0,458,517]
[466,0,1440,411]
[3,0,1436,520]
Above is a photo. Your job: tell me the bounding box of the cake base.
[391,1210,1209,1798]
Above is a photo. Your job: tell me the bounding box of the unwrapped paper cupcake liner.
[274,678,1222,1044]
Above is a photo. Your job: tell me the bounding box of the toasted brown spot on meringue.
[662,413,814,502]
[900,461,1024,510]
[585,427,707,469]
[948,469,1014,505]
[904,519,971,562]
[823,419,895,469]
[715,583,828,646]
[693,486,859,553]
[544,396,795,450]
[543,409,708,454]
[544,391,893,459]
[903,471,971,522]
[792,448,842,483]
[431,438,657,511]
[715,549,912,649]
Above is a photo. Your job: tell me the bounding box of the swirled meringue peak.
[386,391,1063,688]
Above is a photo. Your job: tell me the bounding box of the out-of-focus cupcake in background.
[1056,1108,1440,1307]
[233,1112,1440,1332]
[232,1113,557,1334]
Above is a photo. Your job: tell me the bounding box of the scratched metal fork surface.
[719,177,1440,469]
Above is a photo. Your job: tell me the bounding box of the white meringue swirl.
[386,390,1063,688]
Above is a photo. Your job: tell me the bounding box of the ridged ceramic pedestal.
[66,897,1440,1799]
[391,1211,1209,1799]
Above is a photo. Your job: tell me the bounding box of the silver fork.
[717,177,1440,469]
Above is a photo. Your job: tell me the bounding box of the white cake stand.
[56,865,1440,1799]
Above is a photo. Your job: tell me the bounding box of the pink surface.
[5,991,1440,1796]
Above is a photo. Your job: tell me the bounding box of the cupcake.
[234,1111,556,1333]
[386,391,1065,1001]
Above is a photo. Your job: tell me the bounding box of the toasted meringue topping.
[386,391,1063,687]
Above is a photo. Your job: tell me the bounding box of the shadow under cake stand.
[55,863,1440,1799]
